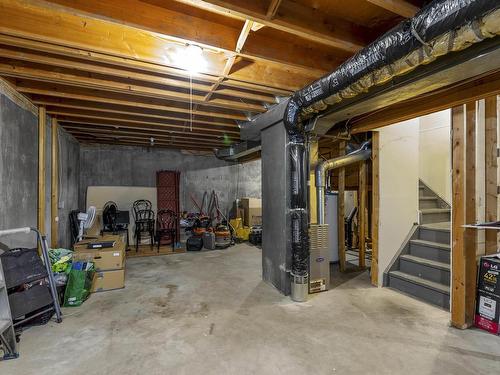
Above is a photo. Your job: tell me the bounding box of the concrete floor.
[5,244,500,375]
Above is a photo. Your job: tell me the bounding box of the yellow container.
[230,218,243,230]
[236,226,251,241]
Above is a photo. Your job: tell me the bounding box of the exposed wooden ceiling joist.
[366,0,419,18]
[0,0,419,150]
[15,81,249,122]
[61,122,237,142]
[169,0,370,52]
[0,34,292,96]
[32,97,236,127]
[51,109,240,134]
[57,117,238,137]
[61,124,232,143]
[0,60,268,113]
[341,71,500,134]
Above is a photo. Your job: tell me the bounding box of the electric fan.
[77,206,97,242]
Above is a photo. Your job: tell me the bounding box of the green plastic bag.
[63,267,95,307]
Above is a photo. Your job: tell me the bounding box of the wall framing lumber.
[464,102,477,326]
[38,106,46,235]
[358,160,367,268]
[370,132,380,286]
[451,103,477,329]
[485,96,498,255]
[50,118,59,248]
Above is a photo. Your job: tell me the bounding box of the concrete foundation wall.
[0,89,55,247]
[58,128,80,248]
[79,145,261,216]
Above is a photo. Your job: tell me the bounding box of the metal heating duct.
[282,0,499,301]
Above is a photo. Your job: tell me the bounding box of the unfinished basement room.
[1,0,500,374]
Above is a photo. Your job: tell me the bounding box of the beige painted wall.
[377,119,420,285]
[418,109,452,203]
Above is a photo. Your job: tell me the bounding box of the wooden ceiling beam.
[0,60,266,113]
[0,33,292,96]
[0,45,277,104]
[1,0,329,83]
[31,96,236,127]
[266,0,283,19]
[57,117,240,137]
[366,0,419,18]
[61,124,231,144]
[16,80,248,121]
[48,109,240,134]
[347,71,500,134]
[69,131,224,146]
[172,0,368,52]
[74,136,217,151]
[61,122,236,141]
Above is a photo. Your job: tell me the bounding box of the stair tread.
[411,239,450,250]
[0,318,12,333]
[400,254,450,270]
[420,196,439,201]
[420,208,450,213]
[420,222,451,232]
[389,271,450,294]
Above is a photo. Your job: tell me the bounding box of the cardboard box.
[475,290,500,335]
[92,269,125,292]
[73,248,125,271]
[240,198,262,227]
[73,235,125,271]
[478,255,500,297]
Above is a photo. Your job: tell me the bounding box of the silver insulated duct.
[315,140,372,225]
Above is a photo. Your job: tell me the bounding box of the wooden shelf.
[462,224,500,230]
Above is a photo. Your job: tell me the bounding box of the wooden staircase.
[385,181,451,310]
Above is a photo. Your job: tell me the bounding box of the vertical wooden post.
[451,103,477,329]
[51,118,59,248]
[464,102,477,325]
[358,160,367,268]
[371,132,380,286]
[38,106,46,235]
[338,141,346,272]
[485,96,498,255]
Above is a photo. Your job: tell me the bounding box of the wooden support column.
[338,141,346,272]
[485,96,498,255]
[38,106,46,235]
[51,118,59,248]
[464,102,477,325]
[358,160,367,268]
[371,132,380,286]
[451,103,477,329]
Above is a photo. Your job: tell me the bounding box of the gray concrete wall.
[0,91,47,248]
[57,128,80,248]
[79,145,261,216]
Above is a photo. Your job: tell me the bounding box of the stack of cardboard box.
[73,235,126,293]
[475,254,500,335]
[240,198,262,227]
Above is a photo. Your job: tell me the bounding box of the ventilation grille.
[309,224,329,251]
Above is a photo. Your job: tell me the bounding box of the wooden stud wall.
[370,132,380,286]
[51,118,59,248]
[37,106,46,235]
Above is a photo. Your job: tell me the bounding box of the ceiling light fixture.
[181,44,206,74]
